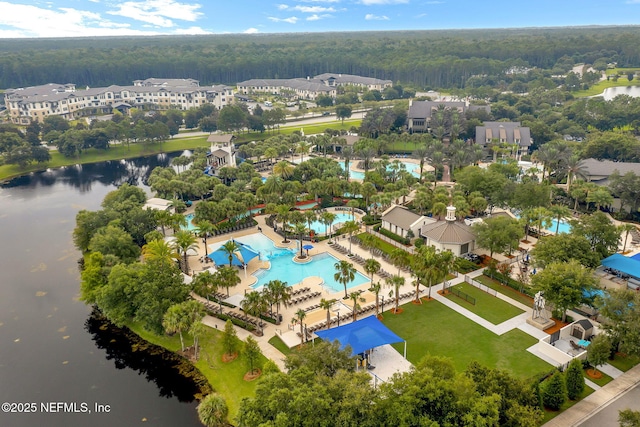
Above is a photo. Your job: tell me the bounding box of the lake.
[599,85,640,100]
[0,154,203,427]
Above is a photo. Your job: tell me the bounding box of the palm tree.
[295,141,311,163]
[163,305,189,352]
[170,212,188,233]
[562,156,588,192]
[386,275,406,314]
[341,146,354,182]
[359,233,378,256]
[155,209,174,236]
[216,265,241,296]
[192,270,218,300]
[196,220,218,253]
[174,230,199,274]
[189,321,205,361]
[265,279,291,318]
[273,160,294,179]
[275,204,292,243]
[142,239,179,265]
[370,281,382,317]
[390,247,410,276]
[548,204,572,234]
[341,220,360,255]
[412,146,429,184]
[242,291,267,334]
[197,393,229,427]
[587,187,614,211]
[620,223,637,253]
[295,309,307,345]
[349,291,366,321]
[319,298,336,329]
[334,260,356,299]
[220,240,240,267]
[293,222,307,258]
[364,258,381,283]
[320,211,336,241]
[304,210,317,235]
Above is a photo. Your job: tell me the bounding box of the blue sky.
[1,0,639,38]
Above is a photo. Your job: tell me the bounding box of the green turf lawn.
[608,353,640,372]
[356,232,398,257]
[573,77,640,97]
[444,282,525,324]
[475,275,534,308]
[268,334,292,356]
[128,321,264,420]
[382,300,551,379]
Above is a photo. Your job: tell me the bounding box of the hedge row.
[373,224,410,245]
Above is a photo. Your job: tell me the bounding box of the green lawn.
[444,282,525,324]
[234,119,362,143]
[128,321,265,420]
[475,275,534,308]
[382,300,551,379]
[541,386,595,424]
[608,353,640,372]
[386,141,423,154]
[356,232,399,257]
[268,334,292,356]
[584,368,614,387]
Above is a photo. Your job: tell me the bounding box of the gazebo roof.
[315,316,404,355]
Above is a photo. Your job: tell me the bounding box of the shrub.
[377,226,410,245]
[565,359,585,400]
[542,371,567,410]
[454,258,481,274]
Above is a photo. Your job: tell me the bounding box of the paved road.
[579,382,640,427]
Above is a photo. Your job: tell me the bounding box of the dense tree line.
[2,27,640,89]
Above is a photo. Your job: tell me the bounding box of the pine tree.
[542,371,567,410]
[221,320,239,359]
[565,358,585,400]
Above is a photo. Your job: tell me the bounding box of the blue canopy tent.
[315,316,406,357]
[601,254,640,280]
[207,240,260,277]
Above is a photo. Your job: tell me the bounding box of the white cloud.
[292,5,336,12]
[244,27,259,34]
[277,4,289,9]
[299,0,339,2]
[365,13,389,20]
[108,0,202,28]
[0,2,160,37]
[268,16,299,23]
[173,26,211,34]
[307,13,332,21]
[359,0,407,4]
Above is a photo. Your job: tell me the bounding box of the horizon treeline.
[1,26,639,90]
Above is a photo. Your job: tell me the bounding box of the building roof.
[313,73,393,86]
[315,315,404,356]
[582,158,640,183]
[408,101,467,119]
[475,121,532,147]
[207,134,235,144]
[420,220,476,244]
[601,254,640,280]
[574,319,593,331]
[381,205,425,231]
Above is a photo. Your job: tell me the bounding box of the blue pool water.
[307,212,353,235]
[235,233,369,292]
[184,213,197,231]
[338,160,421,180]
[548,219,572,234]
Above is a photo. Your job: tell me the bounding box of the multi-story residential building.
[407,100,491,133]
[236,73,392,100]
[475,121,532,159]
[4,79,234,124]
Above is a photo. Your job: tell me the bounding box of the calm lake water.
[0,154,203,427]
[600,85,640,100]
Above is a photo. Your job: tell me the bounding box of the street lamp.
[381,296,385,315]
[336,309,341,327]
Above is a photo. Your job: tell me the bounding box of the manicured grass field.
[573,78,640,97]
[608,353,640,372]
[444,282,525,324]
[128,321,265,419]
[356,232,398,257]
[268,334,293,356]
[382,300,551,379]
[475,275,534,308]
[234,119,362,143]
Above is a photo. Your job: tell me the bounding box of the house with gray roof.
[475,121,532,159]
[313,73,393,91]
[419,206,476,256]
[581,158,640,186]
[381,205,435,239]
[407,100,490,133]
[236,78,336,100]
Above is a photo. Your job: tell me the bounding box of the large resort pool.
[338,160,422,180]
[235,233,370,293]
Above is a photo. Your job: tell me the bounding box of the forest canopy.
[1,26,639,89]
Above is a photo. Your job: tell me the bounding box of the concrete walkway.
[543,363,640,427]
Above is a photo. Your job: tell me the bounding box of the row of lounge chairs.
[226,310,265,328]
[378,269,393,279]
[291,291,321,305]
[291,286,311,296]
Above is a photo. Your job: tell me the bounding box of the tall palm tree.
[319,298,336,329]
[192,270,218,300]
[174,230,199,274]
[320,211,336,241]
[334,260,356,299]
[390,247,410,276]
[548,204,572,234]
[197,393,229,427]
[620,223,638,253]
[265,280,291,318]
[386,275,405,314]
[370,281,382,317]
[242,291,267,334]
[275,204,292,243]
[412,146,429,184]
[142,239,179,265]
[295,141,311,163]
[341,146,354,182]
[216,265,241,296]
[364,258,381,283]
[341,220,360,255]
[304,210,317,235]
[196,220,218,253]
[163,305,189,352]
[349,291,366,321]
[295,309,307,345]
[220,240,240,267]
[273,160,294,179]
[562,156,588,192]
[155,209,174,236]
[189,321,205,361]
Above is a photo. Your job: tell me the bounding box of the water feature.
[235,234,369,292]
[338,160,421,180]
[0,155,202,427]
[600,85,640,101]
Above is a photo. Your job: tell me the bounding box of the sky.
[0,0,639,38]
